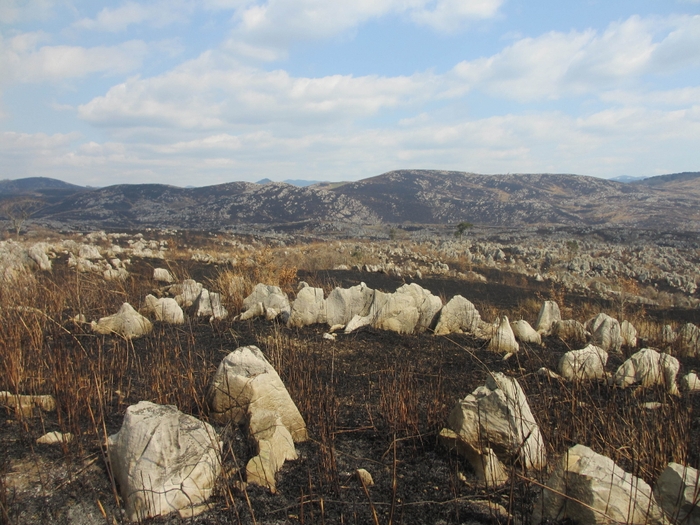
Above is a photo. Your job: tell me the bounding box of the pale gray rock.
[28,243,51,271]
[172,279,203,308]
[153,268,174,283]
[142,294,184,324]
[614,348,680,395]
[682,372,700,391]
[552,319,588,343]
[434,295,481,335]
[535,301,561,335]
[325,283,374,327]
[372,292,420,334]
[195,289,228,321]
[91,303,152,339]
[558,344,608,381]
[662,325,677,345]
[78,244,102,260]
[241,283,291,321]
[511,319,541,345]
[621,320,638,347]
[447,372,546,471]
[245,409,298,493]
[288,284,326,327]
[36,431,73,445]
[103,268,129,281]
[438,428,509,487]
[393,283,443,332]
[108,401,221,521]
[488,316,520,353]
[356,468,374,487]
[532,444,664,525]
[655,462,700,525]
[587,313,622,353]
[0,391,56,416]
[676,323,700,357]
[207,346,308,442]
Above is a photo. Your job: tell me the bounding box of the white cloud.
[0,0,56,24]
[0,33,148,83]
[73,0,193,32]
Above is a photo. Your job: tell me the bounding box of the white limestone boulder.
[78,244,102,260]
[586,313,622,353]
[241,283,291,322]
[532,444,664,525]
[447,372,546,471]
[108,401,221,521]
[393,283,443,332]
[676,323,700,357]
[434,295,482,335]
[104,268,129,281]
[535,301,561,335]
[172,279,203,308]
[438,428,509,487]
[681,372,700,391]
[207,345,307,442]
[558,344,608,381]
[0,391,56,416]
[91,303,152,339]
[654,462,700,525]
[488,316,520,353]
[511,319,541,345]
[153,268,174,283]
[288,283,326,327]
[245,409,298,493]
[28,243,52,271]
[621,320,638,347]
[142,295,184,324]
[552,319,588,343]
[325,283,374,327]
[195,289,228,321]
[614,348,680,395]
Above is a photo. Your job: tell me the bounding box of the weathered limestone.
[356,469,374,487]
[78,244,102,260]
[0,391,56,416]
[586,313,622,354]
[172,279,203,308]
[676,323,700,357]
[142,294,184,324]
[207,346,307,442]
[655,462,700,525]
[245,410,298,493]
[393,283,443,332]
[103,268,129,281]
[511,319,541,345]
[28,243,52,271]
[195,289,228,321]
[288,283,327,327]
[621,320,638,347]
[241,284,291,322]
[37,431,73,445]
[91,302,152,339]
[682,372,700,391]
[558,345,608,381]
[434,295,481,335]
[552,319,588,344]
[488,316,520,353]
[535,301,561,335]
[447,372,546,471]
[372,292,420,334]
[532,444,664,525]
[614,348,680,395]
[153,268,174,283]
[325,283,374,327]
[438,428,509,487]
[108,401,221,521]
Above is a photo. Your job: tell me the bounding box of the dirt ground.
[1,262,699,524]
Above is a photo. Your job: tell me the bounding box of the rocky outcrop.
[614,348,680,395]
[153,268,174,283]
[245,410,298,493]
[676,323,700,357]
[288,283,327,327]
[240,283,291,322]
[447,372,546,471]
[535,301,561,335]
[434,295,481,335]
[325,283,374,327]
[172,279,204,308]
[558,344,608,381]
[654,462,700,525]
[511,319,541,345]
[552,319,588,344]
[142,294,184,324]
[621,320,638,347]
[108,401,221,521]
[532,444,664,525]
[488,316,519,353]
[195,289,228,321]
[91,303,152,339]
[438,428,509,487]
[586,313,622,353]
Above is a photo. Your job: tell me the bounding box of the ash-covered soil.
[1,263,699,524]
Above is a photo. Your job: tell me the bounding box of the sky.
[1,0,699,187]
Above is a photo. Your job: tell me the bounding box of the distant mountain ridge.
[1,171,699,231]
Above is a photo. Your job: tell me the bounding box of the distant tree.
[0,197,43,239]
[454,221,474,239]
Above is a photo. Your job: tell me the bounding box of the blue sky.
[1,0,699,187]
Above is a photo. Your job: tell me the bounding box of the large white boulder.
[434,295,481,335]
[682,372,700,391]
[195,289,228,321]
[142,295,184,324]
[245,409,298,493]
[488,316,520,353]
[558,344,608,381]
[552,319,588,343]
[393,283,443,332]
[91,303,152,339]
[372,292,420,334]
[535,301,561,335]
[655,462,700,525]
[621,320,638,347]
[614,348,680,395]
[28,243,52,271]
[288,283,326,327]
[78,244,102,260]
[153,268,174,283]
[511,319,541,345]
[326,283,374,327]
[438,428,509,487]
[172,279,203,308]
[108,401,221,521]
[448,372,546,471]
[207,346,307,442]
[241,283,291,322]
[676,323,700,357]
[532,444,664,525]
[586,313,622,353]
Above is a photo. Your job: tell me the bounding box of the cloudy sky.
[1,0,699,187]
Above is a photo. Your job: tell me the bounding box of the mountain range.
[1,171,699,231]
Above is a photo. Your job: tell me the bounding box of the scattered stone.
[0,391,56,416]
[558,344,608,381]
[245,410,298,493]
[535,301,561,335]
[78,244,102,260]
[36,431,73,445]
[655,462,700,525]
[586,313,622,353]
[207,346,308,442]
[438,428,509,487]
[196,289,228,321]
[323,332,337,341]
[241,284,291,322]
[172,279,203,308]
[676,323,700,357]
[447,372,546,471]
[288,283,327,327]
[153,268,175,283]
[91,302,153,339]
[620,320,638,347]
[511,319,541,345]
[532,444,664,525]
[681,372,700,391]
[108,401,221,521]
[537,367,562,379]
[142,294,185,324]
[356,469,374,487]
[552,319,588,344]
[488,316,519,354]
[103,268,129,281]
[434,295,481,335]
[614,348,680,395]
[326,283,374,327]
